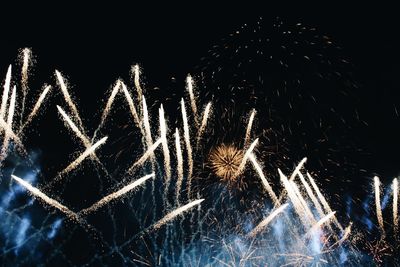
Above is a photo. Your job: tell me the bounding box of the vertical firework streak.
[159,105,171,180]
[181,99,193,196]
[244,109,256,147]
[248,203,289,237]
[142,96,155,165]
[128,138,162,171]
[1,86,16,159]
[19,85,52,131]
[186,75,198,126]
[290,180,317,225]
[297,172,325,218]
[175,128,184,204]
[19,48,31,128]
[235,138,258,177]
[120,81,142,130]
[393,178,399,236]
[0,65,12,120]
[55,70,84,130]
[132,65,143,109]
[97,80,121,131]
[196,102,211,148]
[80,173,154,215]
[374,176,385,235]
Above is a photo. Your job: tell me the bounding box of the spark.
[186,74,198,125]
[235,138,258,177]
[0,65,12,120]
[142,96,155,164]
[52,137,108,185]
[175,128,184,203]
[132,64,143,109]
[393,178,399,236]
[98,79,121,129]
[20,85,52,131]
[120,81,141,129]
[181,99,193,195]
[55,70,84,130]
[151,199,204,230]
[159,105,171,180]
[80,173,154,215]
[244,109,256,147]
[209,144,244,182]
[248,153,279,205]
[374,176,385,235]
[1,86,16,159]
[307,172,343,231]
[11,175,78,220]
[19,48,31,128]
[248,203,289,237]
[196,102,212,147]
[128,138,162,172]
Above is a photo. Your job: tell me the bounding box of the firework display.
[0,17,399,266]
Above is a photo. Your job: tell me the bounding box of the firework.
[186,74,198,125]
[151,199,204,230]
[120,81,141,129]
[248,203,289,237]
[1,86,16,159]
[209,144,244,183]
[196,102,212,147]
[132,64,143,108]
[80,173,154,215]
[374,176,385,235]
[11,175,78,220]
[244,109,256,147]
[98,79,121,130]
[159,105,171,180]
[142,96,155,164]
[128,138,162,172]
[175,128,184,203]
[0,65,12,120]
[308,211,336,236]
[181,99,193,194]
[235,138,258,177]
[393,178,399,236]
[19,48,31,128]
[20,85,52,131]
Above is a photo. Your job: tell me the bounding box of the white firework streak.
[11,175,78,220]
[235,138,259,177]
[248,153,279,205]
[186,74,198,125]
[142,96,155,165]
[120,81,141,129]
[132,64,143,110]
[0,65,12,120]
[98,79,121,130]
[128,138,162,172]
[181,99,193,195]
[297,172,325,218]
[196,102,212,148]
[159,105,171,180]
[244,109,256,147]
[307,211,336,236]
[175,128,184,204]
[19,48,31,128]
[20,85,52,131]
[80,173,154,215]
[51,137,108,185]
[151,199,204,230]
[290,180,317,224]
[374,176,385,235]
[248,203,289,237]
[1,86,16,159]
[306,172,343,231]
[393,178,399,236]
[55,70,84,130]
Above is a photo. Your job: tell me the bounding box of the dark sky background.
[1,3,399,178]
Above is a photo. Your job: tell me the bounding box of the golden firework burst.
[208,144,244,182]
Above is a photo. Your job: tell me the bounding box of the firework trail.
[128,138,162,172]
[0,65,12,120]
[290,180,317,224]
[159,105,171,180]
[55,70,84,130]
[11,175,78,220]
[307,211,336,236]
[175,128,184,204]
[132,64,143,109]
[374,176,385,235]
[51,136,108,185]
[307,172,343,231]
[19,48,31,128]
[196,102,211,147]
[97,79,121,131]
[151,199,204,230]
[19,85,52,131]
[1,85,16,161]
[0,116,25,152]
[142,96,155,164]
[181,99,193,195]
[248,203,289,237]
[120,81,141,129]
[235,138,258,177]
[80,173,154,215]
[297,172,325,219]
[393,178,399,236]
[248,153,279,205]
[244,109,256,147]
[186,74,198,125]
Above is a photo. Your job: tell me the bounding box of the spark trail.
[374,176,385,235]
[20,85,52,131]
[132,65,143,109]
[19,48,31,128]
[244,109,256,147]
[181,99,193,195]
[248,203,289,237]
[142,96,155,165]
[159,105,171,180]
[1,86,16,159]
[128,138,162,172]
[11,175,78,220]
[393,178,399,236]
[98,80,121,130]
[186,75,198,125]
[235,138,258,177]
[196,102,211,147]
[0,65,12,120]
[151,199,204,230]
[175,128,184,203]
[308,211,336,236]
[81,173,154,215]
